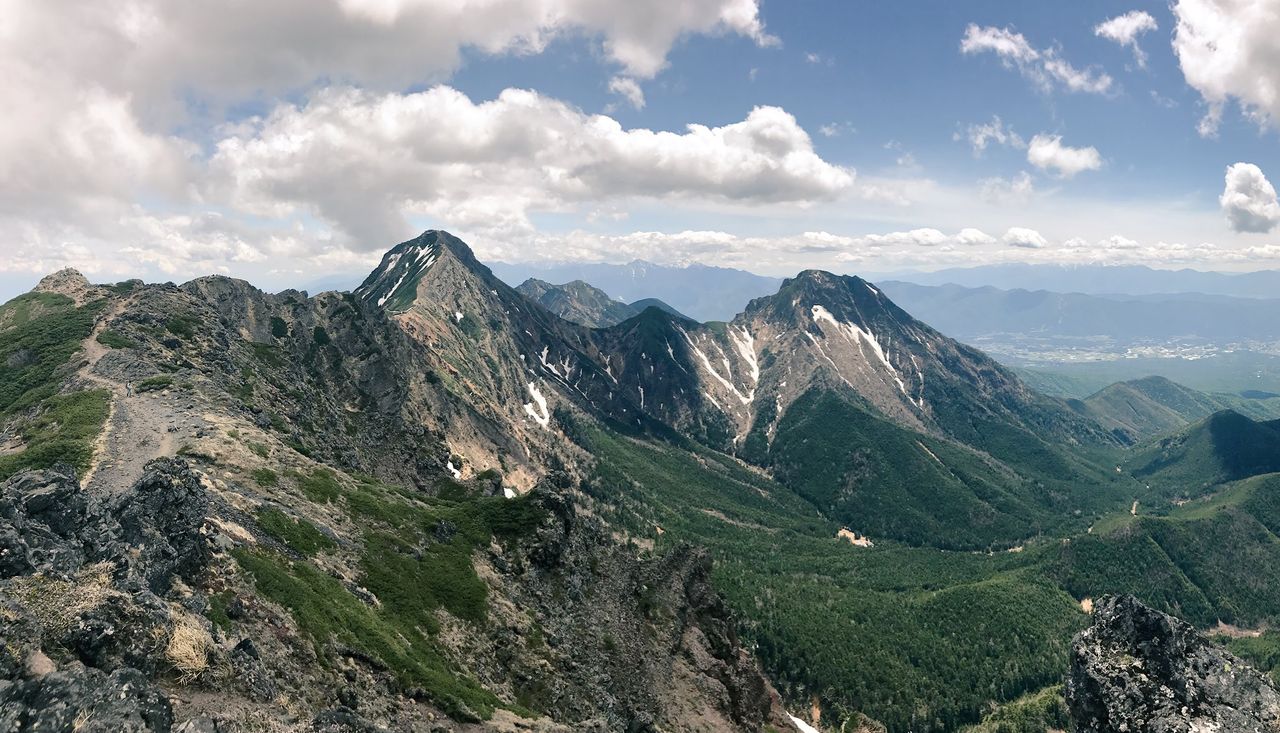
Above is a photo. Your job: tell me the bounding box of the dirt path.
[78,301,204,494]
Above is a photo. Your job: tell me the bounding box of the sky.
[3,0,1280,297]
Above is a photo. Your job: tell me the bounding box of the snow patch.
[454,311,464,323]
[446,459,461,479]
[730,326,760,384]
[377,269,411,307]
[810,305,906,395]
[522,382,551,429]
[787,713,821,733]
[503,487,517,499]
[916,441,943,466]
[678,326,754,405]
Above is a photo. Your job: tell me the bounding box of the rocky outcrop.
[0,460,212,732]
[470,488,792,732]
[32,267,105,306]
[1067,594,1280,733]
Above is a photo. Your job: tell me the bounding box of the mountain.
[595,269,1123,547]
[1071,375,1280,443]
[14,230,1280,733]
[875,263,1280,300]
[489,259,782,322]
[0,234,797,732]
[1124,410,1280,496]
[514,278,640,328]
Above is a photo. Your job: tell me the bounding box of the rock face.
[473,489,792,731]
[0,460,212,732]
[1067,594,1280,733]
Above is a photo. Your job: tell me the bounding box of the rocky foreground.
[1068,594,1280,733]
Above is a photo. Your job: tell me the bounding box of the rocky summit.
[1067,595,1280,733]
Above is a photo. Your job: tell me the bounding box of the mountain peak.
[33,267,99,305]
[355,230,492,312]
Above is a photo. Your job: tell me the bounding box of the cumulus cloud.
[1220,162,1280,233]
[499,227,1006,273]
[1173,0,1280,136]
[1003,227,1049,248]
[209,86,855,247]
[956,115,1025,155]
[608,76,646,109]
[849,228,998,249]
[1095,11,1159,67]
[1026,134,1103,178]
[0,0,786,278]
[5,0,774,110]
[961,24,1113,95]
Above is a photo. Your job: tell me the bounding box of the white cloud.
[1003,227,1049,248]
[956,115,1025,155]
[0,0,786,279]
[5,0,774,110]
[1095,11,1159,67]
[979,171,1036,205]
[956,228,998,245]
[608,76,646,109]
[1220,162,1280,233]
[961,24,1113,95]
[960,25,1039,63]
[1173,0,1280,137]
[1026,134,1102,178]
[209,85,855,247]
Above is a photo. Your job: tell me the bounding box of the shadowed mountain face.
[1070,375,1280,444]
[1125,409,1280,497]
[515,278,640,328]
[513,278,692,328]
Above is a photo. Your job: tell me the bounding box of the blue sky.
[2,0,1279,297]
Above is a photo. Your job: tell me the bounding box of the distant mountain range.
[489,260,781,322]
[876,280,1280,345]
[514,278,688,327]
[871,263,1280,300]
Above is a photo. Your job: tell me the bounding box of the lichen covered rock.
[1067,594,1280,733]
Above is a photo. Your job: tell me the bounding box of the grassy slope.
[235,472,546,721]
[0,291,111,479]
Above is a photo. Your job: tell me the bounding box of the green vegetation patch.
[251,467,278,487]
[235,482,545,722]
[270,316,289,339]
[233,548,498,721]
[135,375,174,393]
[0,389,111,480]
[0,293,102,413]
[959,685,1069,733]
[256,507,335,556]
[165,314,200,340]
[294,467,341,503]
[95,330,137,349]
